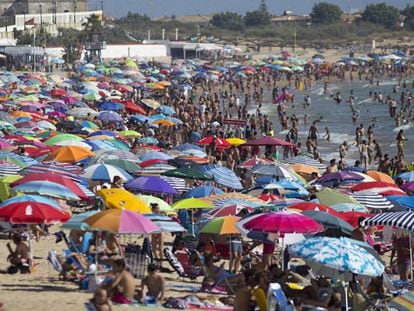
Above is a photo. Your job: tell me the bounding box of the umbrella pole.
[410,232,413,282]
[344,282,349,311]
[281,237,285,270]
[229,235,232,272]
[28,231,33,270]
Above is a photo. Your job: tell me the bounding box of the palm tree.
[82,14,103,33]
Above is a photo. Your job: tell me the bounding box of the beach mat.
[389,290,414,311]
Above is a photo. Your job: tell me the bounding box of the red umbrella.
[239,157,273,169]
[139,159,167,168]
[338,211,373,228]
[0,202,70,224]
[350,181,397,192]
[11,173,88,200]
[242,211,322,233]
[209,204,254,217]
[49,88,67,98]
[288,202,341,217]
[195,136,231,148]
[121,100,147,115]
[244,136,294,147]
[259,193,280,202]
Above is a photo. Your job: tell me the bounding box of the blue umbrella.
[0,195,62,209]
[290,236,384,277]
[98,111,122,122]
[125,176,178,195]
[140,151,172,162]
[182,185,224,198]
[173,143,204,152]
[86,140,117,151]
[157,105,175,115]
[12,181,80,200]
[130,114,148,123]
[82,163,133,182]
[88,130,118,137]
[144,214,185,232]
[138,137,159,145]
[99,101,124,111]
[387,195,414,209]
[200,164,243,190]
[397,171,414,182]
[61,211,99,230]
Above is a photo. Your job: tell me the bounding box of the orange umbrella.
[48,146,95,163]
[199,216,240,235]
[367,170,395,184]
[290,163,320,177]
[151,83,166,90]
[152,119,175,126]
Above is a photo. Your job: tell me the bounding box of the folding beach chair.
[125,253,149,279]
[267,283,294,311]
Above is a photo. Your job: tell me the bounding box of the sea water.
[261,77,414,165]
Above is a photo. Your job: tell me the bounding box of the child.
[90,288,112,311]
[140,263,165,304]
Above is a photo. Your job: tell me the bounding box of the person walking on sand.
[396,129,407,158]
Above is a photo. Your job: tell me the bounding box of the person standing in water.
[396,129,407,158]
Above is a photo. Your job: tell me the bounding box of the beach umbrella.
[162,167,212,180]
[173,143,204,152]
[238,157,274,169]
[98,111,122,122]
[390,291,414,311]
[283,156,326,171]
[301,210,354,236]
[0,201,70,224]
[195,136,231,148]
[0,161,22,177]
[290,236,384,279]
[316,188,364,209]
[172,198,213,210]
[350,191,394,210]
[0,195,61,210]
[67,107,98,118]
[157,105,175,115]
[83,163,133,182]
[244,136,294,147]
[103,159,140,173]
[289,163,320,177]
[225,138,246,146]
[362,211,414,232]
[401,181,414,192]
[84,209,159,234]
[387,195,414,209]
[288,202,340,216]
[350,181,398,192]
[140,151,172,162]
[242,211,322,234]
[316,171,363,184]
[397,171,414,182]
[44,134,84,146]
[12,181,80,200]
[339,211,373,228]
[137,195,172,211]
[118,130,141,138]
[141,99,160,109]
[182,185,224,198]
[366,170,395,184]
[144,214,185,233]
[21,162,83,181]
[200,216,240,235]
[97,188,151,213]
[51,140,93,150]
[331,203,368,213]
[209,204,254,217]
[11,173,88,200]
[252,164,295,180]
[61,211,99,230]
[200,164,243,190]
[48,145,95,163]
[125,176,178,195]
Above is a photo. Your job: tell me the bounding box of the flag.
[25,18,35,26]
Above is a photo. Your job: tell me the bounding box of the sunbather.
[103,258,135,304]
[5,234,30,274]
[140,263,165,304]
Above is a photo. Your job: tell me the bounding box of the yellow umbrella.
[172,198,213,210]
[118,130,142,138]
[151,83,166,90]
[226,138,246,146]
[98,188,151,213]
[158,81,172,87]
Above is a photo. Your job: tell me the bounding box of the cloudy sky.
[90,0,411,18]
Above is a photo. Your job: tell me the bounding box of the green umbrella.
[106,139,130,151]
[162,167,213,181]
[172,198,213,210]
[84,93,101,101]
[0,155,27,168]
[137,195,172,212]
[104,159,140,173]
[45,134,84,146]
[0,121,16,130]
[316,188,363,207]
[301,210,353,236]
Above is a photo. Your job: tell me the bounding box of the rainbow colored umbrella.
[200,216,240,235]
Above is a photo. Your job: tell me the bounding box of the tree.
[259,0,268,13]
[82,14,103,33]
[402,5,414,30]
[211,12,245,31]
[361,3,400,29]
[244,10,271,27]
[310,2,342,24]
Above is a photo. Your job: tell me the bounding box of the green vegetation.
[211,12,244,31]
[310,2,342,24]
[361,3,401,29]
[244,10,271,27]
[402,5,414,30]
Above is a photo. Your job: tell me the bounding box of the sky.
[90,0,412,18]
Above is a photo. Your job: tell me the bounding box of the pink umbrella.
[238,157,273,169]
[47,111,66,118]
[242,211,322,234]
[84,209,160,234]
[209,204,254,217]
[0,139,14,149]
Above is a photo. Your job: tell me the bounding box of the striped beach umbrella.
[350,191,394,210]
